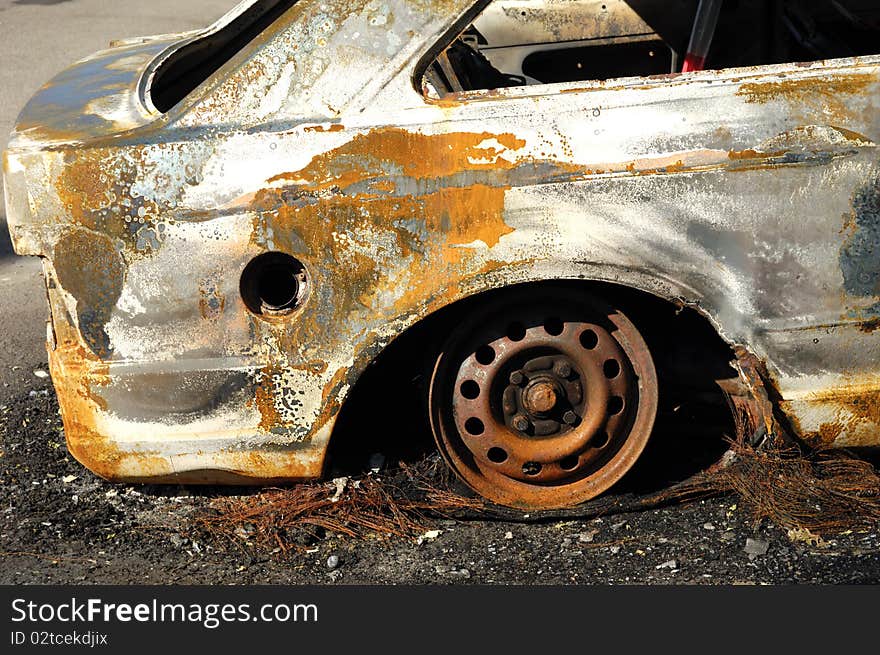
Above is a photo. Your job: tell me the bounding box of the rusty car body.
[4,0,880,508]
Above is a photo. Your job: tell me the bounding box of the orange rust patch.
[248,128,529,350]
[737,74,874,103]
[304,123,345,133]
[52,227,124,358]
[841,390,880,428]
[52,145,167,257]
[46,284,166,480]
[306,360,329,375]
[804,422,844,450]
[423,184,512,248]
[728,148,785,160]
[428,94,467,108]
[240,129,532,439]
[253,365,288,433]
[799,383,880,448]
[830,126,874,143]
[57,156,106,223]
[220,449,319,482]
[736,73,874,122]
[250,181,514,356]
[134,459,318,484]
[316,365,350,421]
[198,274,226,321]
[268,128,527,187]
[559,85,602,95]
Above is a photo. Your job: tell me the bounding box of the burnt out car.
[4,0,880,509]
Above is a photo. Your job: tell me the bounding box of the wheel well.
[328,279,738,492]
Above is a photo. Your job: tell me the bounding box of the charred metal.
[4,0,880,508]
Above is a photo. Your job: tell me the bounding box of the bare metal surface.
[3,0,880,490]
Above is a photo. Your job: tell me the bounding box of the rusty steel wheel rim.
[429,287,658,509]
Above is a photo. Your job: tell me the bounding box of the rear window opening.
[422,0,880,98]
[150,0,298,113]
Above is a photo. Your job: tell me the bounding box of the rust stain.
[242,128,530,443]
[427,93,467,108]
[57,156,106,223]
[559,84,607,95]
[53,145,170,258]
[799,380,880,449]
[304,123,345,133]
[47,285,165,480]
[830,126,874,143]
[858,317,880,333]
[737,74,874,103]
[736,73,875,122]
[251,129,525,341]
[215,450,319,483]
[841,389,880,427]
[253,364,288,433]
[52,228,124,358]
[314,365,351,426]
[728,148,785,160]
[306,360,328,375]
[198,274,226,321]
[268,128,527,186]
[134,455,318,484]
[253,181,513,350]
[804,422,844,449]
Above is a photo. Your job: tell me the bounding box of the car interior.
[422,0,880,97]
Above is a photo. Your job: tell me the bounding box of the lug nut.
[512,415,530,432]
[509,370,525,385]
[562,410,579,425]
[553,361,572,378]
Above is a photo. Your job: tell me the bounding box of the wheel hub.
[523,379,558,415]
[504,355,584,437]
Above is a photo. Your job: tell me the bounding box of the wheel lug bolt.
[553,361,572,378]
[562,410,579,425]
[512,415,530,432]
[509,370,525,385]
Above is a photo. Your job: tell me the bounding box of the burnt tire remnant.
[429,285,659,509]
